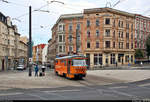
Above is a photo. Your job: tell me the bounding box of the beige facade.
[0,15,16,70]
[0,12,28,71]
[49,7,135,69]
[18,41,28,66]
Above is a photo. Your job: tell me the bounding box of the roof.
[51,13,83,30]
[84,7,135,17]
[55,55,86,60]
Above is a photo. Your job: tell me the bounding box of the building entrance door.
[2,59,4,70]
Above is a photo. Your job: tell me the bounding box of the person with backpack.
[35,64,39,77]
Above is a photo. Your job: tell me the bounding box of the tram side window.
[60,60,64,65]
[64,60,67,66]
[55,60,58,64]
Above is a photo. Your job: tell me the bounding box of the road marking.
[98,89,141,100]
[43,89,80,93]
[0,92,23,96]
[109,86,128,89]
[28,94,48,100]
[138,83,150,87]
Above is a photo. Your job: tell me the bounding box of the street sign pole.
[29,6,32,77]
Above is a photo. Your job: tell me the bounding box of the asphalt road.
[0,74,150,100]
[0,66,150,100]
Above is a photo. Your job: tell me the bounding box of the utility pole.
[28,6,32,76]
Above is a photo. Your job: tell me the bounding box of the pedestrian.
[116,61,118,68]
[35,64,39,77]
[41,65,46,76]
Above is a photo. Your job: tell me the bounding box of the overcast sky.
[0,0,150,45]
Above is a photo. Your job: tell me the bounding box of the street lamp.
[0,0,9,3]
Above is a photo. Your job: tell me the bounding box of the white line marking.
[0,92,23,96]
[44,89,80,93]
[109,86,128,89]
[28,94,48,100]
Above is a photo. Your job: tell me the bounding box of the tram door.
[67,59,71,74]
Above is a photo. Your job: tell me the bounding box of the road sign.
[29,58,32,62]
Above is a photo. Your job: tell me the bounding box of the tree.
[135,49,144,59]
[146,35,150,60]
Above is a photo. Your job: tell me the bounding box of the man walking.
[35,65,39,77]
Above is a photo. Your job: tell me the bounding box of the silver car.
[17,65,24,70]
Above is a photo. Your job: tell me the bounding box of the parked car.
[17,65,24,70]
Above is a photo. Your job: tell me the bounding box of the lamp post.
[28,6,32,76]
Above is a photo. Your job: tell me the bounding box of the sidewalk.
[90,64,150,70]
[87,70,150,82]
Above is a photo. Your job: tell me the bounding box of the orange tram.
[54,55,87,79]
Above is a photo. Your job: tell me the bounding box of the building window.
[126,32,129,39]
[111,54,115,64]
[69,24,72,31]
[77,23,80,30]
[119,31,121,38]
[63,46,65,52]
[87,42,90,48]
[96,19,99,26]
[94,54,103,65]
[68,35,72,42]
[113,20,115,27]
[105,18,110,25]
[58,25,65,31]
[131,55,133,62]
[59,46,62,52]
[77,45,80,52]
[121,21,123,28]
[113,31,115,38]
[59,35,62,42]
[131,33,133,40]
[105,29,110,37]
[105,41,110,48]
[131,24,133,31]
[87,20,90,27]
[121,31,123,38]
[77,35,80,41]
[126,43,129,49]
[125,55,129,62]
[126,22,129,29]
[113,42,115,48]
[131,43,133,49]
[119,42,123,49]
[96,41,99,48]
[118,20,121,27]
[96,30,99,37]
[87,30,90,37]
[69,46,73,52]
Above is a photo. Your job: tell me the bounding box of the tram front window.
[72,59,87,66]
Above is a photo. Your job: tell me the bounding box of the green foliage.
[146,35,150,58]
[135,49,144,59]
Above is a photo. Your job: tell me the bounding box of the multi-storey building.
[32,44,46,64]
[0,13,16,70]
[0,12,28,71]
[83,8,135,68]
[42,44,48,65]
[50,7,135,69]
[135,14,150,57]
